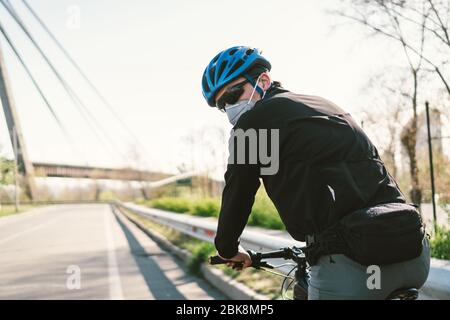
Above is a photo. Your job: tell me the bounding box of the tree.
[0,156,14,186]
[334,0,450,96]
[0,143,15,203]
[177,125,228,197]
[359,69,412,179]
[418,143,450,203]
[332,0,450,204]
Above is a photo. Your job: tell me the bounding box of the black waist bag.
[305,203,425,266]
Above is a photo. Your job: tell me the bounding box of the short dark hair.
[245,64,269,80]
[245,64,282,88]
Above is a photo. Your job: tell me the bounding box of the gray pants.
[308,238,431,300]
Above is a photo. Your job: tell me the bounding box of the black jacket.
[215,83,406,259]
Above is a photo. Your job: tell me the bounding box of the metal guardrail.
[115,201,302,249]
[114,201,303,274]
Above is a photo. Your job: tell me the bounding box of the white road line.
[0,217,61,245]
[104,208,124,300]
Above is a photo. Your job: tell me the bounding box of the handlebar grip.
[209,255,228,265]
[208,255,244,268]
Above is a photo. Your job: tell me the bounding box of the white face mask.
[225,100,256,126]
[225,75,266,126]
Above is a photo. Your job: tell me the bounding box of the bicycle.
[209,246,419,300]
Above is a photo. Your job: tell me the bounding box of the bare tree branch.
[333,3,450,96]
[388,3,449,46]
[428,0,450,44]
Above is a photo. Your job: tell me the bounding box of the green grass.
[187,242,216,275]
[248,190,284,230]
[150,197,192,213]
[140,187,284,231]
[0,205,36,218]
[191,198,220,217]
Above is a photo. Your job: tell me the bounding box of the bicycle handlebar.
[208,250,273,269]
[208,246,306,270]
[209,255,237,265]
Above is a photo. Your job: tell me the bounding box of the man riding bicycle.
[201,46,430,300]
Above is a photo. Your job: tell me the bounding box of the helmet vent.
[218,61,227,79]
[208,67,216,83]
[228,59,244,76]
[202,76,210,92]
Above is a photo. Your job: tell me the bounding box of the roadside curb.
[421,258,450,300]
[200,265,267,300]
[114,205,268,300]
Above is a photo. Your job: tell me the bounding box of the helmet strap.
[242,74,264,97]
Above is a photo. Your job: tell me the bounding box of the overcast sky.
[0,0,448,180]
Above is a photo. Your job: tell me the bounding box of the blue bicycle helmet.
[202,46,271,107]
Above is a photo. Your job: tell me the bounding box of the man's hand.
[221,245,252,271]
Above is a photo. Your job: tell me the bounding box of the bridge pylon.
[0,41,37,200]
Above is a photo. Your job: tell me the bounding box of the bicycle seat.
[387,287,419,300]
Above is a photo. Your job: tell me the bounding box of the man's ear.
[260,72,272,90]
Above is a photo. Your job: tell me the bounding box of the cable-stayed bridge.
[0,0,184,200]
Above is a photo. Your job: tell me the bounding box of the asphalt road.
[0,204,225,300]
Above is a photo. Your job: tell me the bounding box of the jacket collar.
[262,81,289,100]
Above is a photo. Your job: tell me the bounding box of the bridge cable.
[0,23,69,143]
[0,0,127,162]
[0,22,89,163]
[21,0,149,153]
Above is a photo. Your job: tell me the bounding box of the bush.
[248,190,284,230]
[430,226,450,260]
[150,197,192,213]
[135,198,147,205]
[99,191,115,201]
[144,187,285,230]
[187,242,216,275]
[191,198,220,217]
